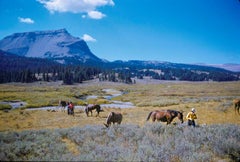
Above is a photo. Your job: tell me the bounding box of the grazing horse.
[146,109,184,125]
[59,100,68,112]
[85,104,102,116]
[233,99,240,115]
[104,112,123,128]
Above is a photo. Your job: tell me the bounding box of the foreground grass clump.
[0,124,239,161]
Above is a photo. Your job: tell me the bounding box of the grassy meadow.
[0,80,240,161]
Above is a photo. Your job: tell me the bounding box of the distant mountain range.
[0,29,239,83]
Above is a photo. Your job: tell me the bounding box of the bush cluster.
[0,124,239,161]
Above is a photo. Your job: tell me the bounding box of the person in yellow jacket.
[186,108,197,127]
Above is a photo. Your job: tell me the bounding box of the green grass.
[0,104,12,110]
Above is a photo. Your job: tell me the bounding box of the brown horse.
[85,104,103,116]
[233,99,240,115]
[104,112,123,128]
[146,109,184,125]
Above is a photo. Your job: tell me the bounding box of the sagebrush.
[0,124,239,161]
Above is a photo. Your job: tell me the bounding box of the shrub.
[0,124,239,161]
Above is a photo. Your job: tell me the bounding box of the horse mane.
[167,109,183,115]
[167,109,184,123]
[106,112,113,124]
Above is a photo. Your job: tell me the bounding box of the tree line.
[1,50,239,84]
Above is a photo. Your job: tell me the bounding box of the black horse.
[85,104,102,116]
[59,100,68,112]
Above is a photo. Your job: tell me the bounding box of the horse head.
[177,111,184,123]
[104,112,113,128]
[103,123,109,128]
[84,106,89,116]
[106,112,114,125]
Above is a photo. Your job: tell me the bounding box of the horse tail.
[146,111,153,121]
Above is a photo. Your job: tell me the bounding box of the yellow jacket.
[186,112,197,121]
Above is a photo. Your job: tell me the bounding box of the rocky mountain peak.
[0,29,102,64]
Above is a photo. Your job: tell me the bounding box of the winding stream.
[1,89,135,111]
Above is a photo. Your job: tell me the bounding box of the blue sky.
[0,0,240,64]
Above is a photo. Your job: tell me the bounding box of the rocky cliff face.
[0,29,103,64]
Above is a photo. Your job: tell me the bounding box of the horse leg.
[234,102,240,115]
[96,112,99,117]
[90,110,93,116]
[152,117,156,122]
[237,104,240,115]
[168,118,174,125]
[166,119,170,125]
[235,103,237,114]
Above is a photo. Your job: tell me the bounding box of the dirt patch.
[62,137,80,155]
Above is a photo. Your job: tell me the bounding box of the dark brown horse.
[85,104,103,116]
[59,100,68,112]
[233,99,240,115]
[146,109,184,125]
[104,112,123,128]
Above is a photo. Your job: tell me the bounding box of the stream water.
[1,89,135,111]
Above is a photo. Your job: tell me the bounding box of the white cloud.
[88,11,105,19]
[18,17,34,24]
[81,34,97,42]
[37,0,114,19]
